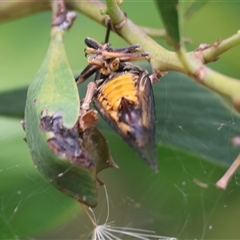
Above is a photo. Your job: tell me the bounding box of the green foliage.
[155,0,180,49]
[1,1,240,239]
[24,26,112,207]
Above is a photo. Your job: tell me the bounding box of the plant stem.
[202,30,240,63]
[105,0,125,26]
[140,26,193,44]
[2,0,240,111]
[0,1,51,23]
[216,154,240,190]
[67,0,106,24]
[176,46,240,109]
[81,203,98,228]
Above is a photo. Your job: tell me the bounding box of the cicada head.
[93,65,158,172]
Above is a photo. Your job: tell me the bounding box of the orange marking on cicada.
[101,74,135,95]
[77,36,158,172]
[99,74,138,111]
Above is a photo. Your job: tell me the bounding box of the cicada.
[76,37,158,173]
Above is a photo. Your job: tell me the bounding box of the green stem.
[67,0,106,24]
[115,18,185,72]
[216,154,240,190]
[2,0,240,111]
[0,1,51,23]
[176,47,240,109]
[140,26,193,44]
[51,0,60,16]
[204,68,240,97]
[140,26,168,38]
[202,30,240,63]
[105,0,125,26]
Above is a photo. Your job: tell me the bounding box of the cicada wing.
[93,74,158,173]
[130,74,158,172]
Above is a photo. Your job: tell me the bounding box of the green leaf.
[96,70,240,168]
[2,3,240,239]
[155,0,180,49]
[82,125,118,174]
[2,70,240,169]
[2,120,240,239]
[0,87,26,118]
[24,27,97,207]
[0,119,81,239]
[103,141,240,239]
[183,0,209,21]
[155,71,240,167]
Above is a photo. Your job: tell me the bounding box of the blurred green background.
[1,1,240,239]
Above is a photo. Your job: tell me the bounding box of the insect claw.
[149,70,167,83]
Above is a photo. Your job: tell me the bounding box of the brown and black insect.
[76,32,158,173]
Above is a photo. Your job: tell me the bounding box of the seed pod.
[24,27,97,207]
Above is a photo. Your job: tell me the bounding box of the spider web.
[1,72,240,240]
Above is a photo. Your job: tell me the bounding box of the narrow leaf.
[183,1,209,21]
[0,87,27,118]
[155,0,180,49]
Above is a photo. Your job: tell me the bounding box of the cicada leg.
[81,82,97,115]
[85,37,103,50]
[85,47,102,56]
[101,50,149,62]
[79,82,98,132]
[149,70,166,83]
[112,44,140,53]
[75,64,100,84]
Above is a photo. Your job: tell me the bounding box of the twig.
[140,26,194,44]
[0,1,51,23]
[105,0,125,28]
[2,0,240,112]
[51,0,66,26]
[201,30,240,63]
[80,203,98,228]
[216,154,240,190]
[177,46,240,108]
[51,0,76,30]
